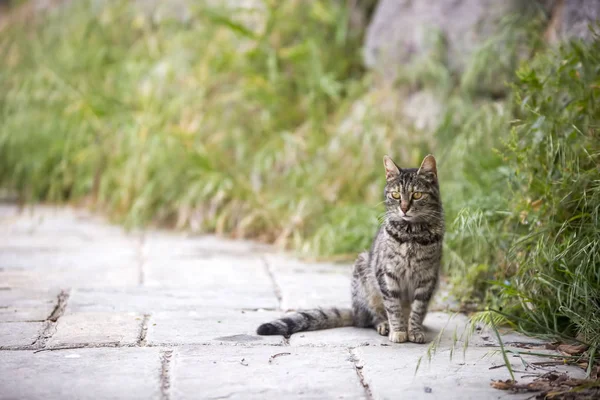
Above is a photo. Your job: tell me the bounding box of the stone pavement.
[0,205,584,400]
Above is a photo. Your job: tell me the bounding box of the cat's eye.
[391,191,401,199]
[412,192,423,199]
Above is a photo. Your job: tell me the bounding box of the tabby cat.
[257,154,444,343]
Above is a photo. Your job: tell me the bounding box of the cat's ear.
[383,155,400,181]
[418,154,437,178]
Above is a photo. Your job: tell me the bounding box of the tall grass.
[0,0,379,253]
[497,36,600,347]
[445,31,600,349]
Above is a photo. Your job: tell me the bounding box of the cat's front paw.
[376,321,389,336]
[388,330,408,343]
[408,330,425,343]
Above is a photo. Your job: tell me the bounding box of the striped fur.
[257,155,444,343]
[256,308,353,337]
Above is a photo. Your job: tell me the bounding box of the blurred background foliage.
[0,0,598,349]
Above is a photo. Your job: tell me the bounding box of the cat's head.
[382,154,443,223]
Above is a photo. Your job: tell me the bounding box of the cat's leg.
[380,270,408,343]
[351,260,378,329]
[375,320,389,336]
[408,280,436,343]
[371,298,389,336]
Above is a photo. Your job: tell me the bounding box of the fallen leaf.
[557,343,589,356]
[491,380,515,390]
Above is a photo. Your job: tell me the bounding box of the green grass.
[1,0,599,350]
[447,31,600,351]
[0,0,378,252]
[496,36,600,348]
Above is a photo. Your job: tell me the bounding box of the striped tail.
[256,307,353,337]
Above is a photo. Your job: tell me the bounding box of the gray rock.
[364,0,529,76]
[545,0,600,43]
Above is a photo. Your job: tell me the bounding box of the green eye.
[412,192,423,200]
[391,191,400,199]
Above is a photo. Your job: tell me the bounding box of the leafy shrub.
[496,34,600,347]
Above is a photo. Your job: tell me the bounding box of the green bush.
[496,35,600,347]
[445,32,600,348]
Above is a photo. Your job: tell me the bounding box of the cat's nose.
[400,202,409,213]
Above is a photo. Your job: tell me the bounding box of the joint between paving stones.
[160,349,174,400]
[138,314,151,347]
[3,341,292,352]
[31,289,71,350]
[33,342,125,353]
[348,348,374,400]
[261,256,282,310]
[48,289,70,322]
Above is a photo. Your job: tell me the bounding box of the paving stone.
[0,266,139,290]
[173,346,366,400]
[353,345,585,400]
[144,254,277,307]
[0,348,162,400]
[0,206,133,239]
[147,309,284,346]
[144,232,271,258]
[0,232,139,291]
[145,254,270,288]
[67,287,278,312]
[0,321,44,348]
[0,289,58,322]
[265,254,352,310]
[0,247,137,271]
[0,204,19,218]
[47,312,142,347]
[0,237,137,254]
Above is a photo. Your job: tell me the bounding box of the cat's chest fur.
[372,227,439,299]
[382,237,418,289]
